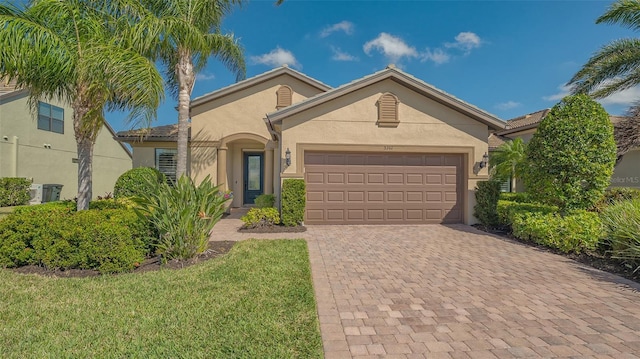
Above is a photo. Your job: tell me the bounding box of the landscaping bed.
[11,241,236,278]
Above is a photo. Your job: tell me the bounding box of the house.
[0,80,133,201]
[490,109,640,191]
[116,65,505,225]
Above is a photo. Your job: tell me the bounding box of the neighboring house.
[0,80,133,200]
[489,109,640,191]
[117,65,505,225]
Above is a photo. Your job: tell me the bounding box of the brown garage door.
[304,152,463,224]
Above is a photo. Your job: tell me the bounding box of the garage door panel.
[305,152,463,224]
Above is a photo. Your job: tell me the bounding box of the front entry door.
[243,153,264,205]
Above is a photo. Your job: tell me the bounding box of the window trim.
[155,148,178,183]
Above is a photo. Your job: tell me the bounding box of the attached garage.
[305,152,463,224]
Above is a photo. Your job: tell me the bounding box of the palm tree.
[141,0,247,178]
[489,138,527,192]
[0,0,164,210]
[568,0,640,98]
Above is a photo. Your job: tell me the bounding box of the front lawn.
[0,239,322,358]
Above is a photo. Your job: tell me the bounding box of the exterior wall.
[189,74,326,185]
[0,92,131,200]
[611,149,640,188]
[280,79,491,225]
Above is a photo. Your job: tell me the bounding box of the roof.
[0,78,18,95]
[266,65,506,131]
[488,133,510,150]
[191,65,331,108]
[115,123,190,142]
[499,109,550,134]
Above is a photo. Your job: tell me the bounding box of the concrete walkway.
[211,211,640,358]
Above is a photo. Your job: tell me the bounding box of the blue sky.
[108,0,639,133]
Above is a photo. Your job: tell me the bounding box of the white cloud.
[320,21,354,38]
[363,33,418,63]
[445,32,482,54]
[421,48,450,65]
[495,101,522,110]
[195,72,215,81]
[599,86,640,106]
[250,47,301,69]
[543,84,572,101]
[331,47,358,62]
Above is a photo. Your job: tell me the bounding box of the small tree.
[523,94,616,211]
[489,138,527,192]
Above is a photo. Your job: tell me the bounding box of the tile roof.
[488,133,509,150]
[115,123,189,142]
[0,78,18,95]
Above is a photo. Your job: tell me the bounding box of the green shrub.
[133,175,226,261]
[473,180,501,227]
[254,194,276,208]
[511,210,603,253]
[600,198,640,271]
[89,198,128,210]
[499,192,531,203]
[114,167,166,199]
[496,200,556,227]
[524,95,617,211]
[241,208,280,228]
[593,187,640,211]
[0,178,31,207]
[281,179,305,227]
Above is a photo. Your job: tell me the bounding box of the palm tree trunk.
[176,50,194,178]
[76,136,94,210]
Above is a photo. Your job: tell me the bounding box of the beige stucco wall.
[279,79,491,225]
[188,73,326,204]
[0,92,131,200]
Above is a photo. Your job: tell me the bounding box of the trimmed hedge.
[0,178,31,207]
[497,200,556,227]
[281,179,305,226]
[473,180,501,227]
[114,167,165,199]
[499,192,531,203]
[0,204,153,273]
[512,210,602,253]
[241,207,280,228]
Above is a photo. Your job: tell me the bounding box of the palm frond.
[597,0,640,30]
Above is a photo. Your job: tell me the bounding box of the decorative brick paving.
[305,225,640,359]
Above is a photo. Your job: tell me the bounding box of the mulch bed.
[474,224,640,284]
[238,225,307,233]
[10,241,237,278]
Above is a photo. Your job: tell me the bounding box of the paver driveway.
[305,224,640,359]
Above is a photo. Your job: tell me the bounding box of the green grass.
[0,239,322,358]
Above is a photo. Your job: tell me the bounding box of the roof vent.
[386,64,396,69]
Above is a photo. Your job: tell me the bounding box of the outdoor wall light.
[479,152,489,169]
[285,148,291,166]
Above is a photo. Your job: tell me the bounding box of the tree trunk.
[176,49,195,178]
[76,136,94,210]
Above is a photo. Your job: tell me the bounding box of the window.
[377,93,399,128]
[276,85,293,109]
[38,102,64,134]
[155,148,177,183]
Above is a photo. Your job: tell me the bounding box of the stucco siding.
[0,92,131,200]
[612,149,640,188]
[280,79,490,224]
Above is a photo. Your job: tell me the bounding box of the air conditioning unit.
[29,184,43,205]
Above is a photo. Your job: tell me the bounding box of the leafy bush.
[496,200,556,227]
[473,180,501,227]
[524,95,617,211]
[593,187,640,211]
[499,192,531,203]
[241,208,280,228]
[254,194,276,208]
[511,210,603,253]
[0,205,151,273]
[89,198,128,210]
[134,175,226,261]
[0,178,31,207]
[281,179,305,227]
[114,167,166,199]
[600,198,640,271]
